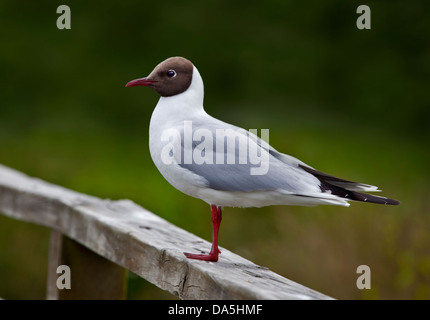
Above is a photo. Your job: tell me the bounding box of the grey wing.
[180,161,318,193]
[177,121,321,193]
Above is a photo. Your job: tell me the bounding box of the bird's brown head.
[125,57,194,97]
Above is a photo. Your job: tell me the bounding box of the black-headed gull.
[126,57,399,262]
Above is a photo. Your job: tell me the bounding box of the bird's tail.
[299,165,400,205]
[320,180,400,205]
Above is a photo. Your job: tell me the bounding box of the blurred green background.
[0,0,429,299]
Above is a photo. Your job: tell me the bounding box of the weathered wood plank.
[0,164,333,300]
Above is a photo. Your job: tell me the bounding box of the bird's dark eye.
[166,69,177,78]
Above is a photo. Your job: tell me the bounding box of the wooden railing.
[0,164,332,300]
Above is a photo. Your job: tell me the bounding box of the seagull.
[126,57,400,262]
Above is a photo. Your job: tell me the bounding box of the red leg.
[184,205,222,262]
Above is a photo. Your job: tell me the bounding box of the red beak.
[125,77,157,87]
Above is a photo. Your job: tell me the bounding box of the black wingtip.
[324,182,401,205]
[340,188,401,205]
[298,165,400,206]
[380,197,401,206]
[359,193,401,205]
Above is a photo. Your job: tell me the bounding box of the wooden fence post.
[46,230,127,300]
